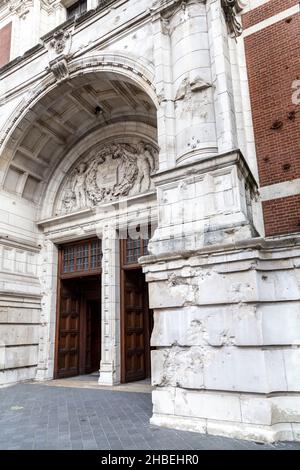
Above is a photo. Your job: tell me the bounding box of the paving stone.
[0,384,300,451]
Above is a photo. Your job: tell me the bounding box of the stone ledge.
[140,234,300,266]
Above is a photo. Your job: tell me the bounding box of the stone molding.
[140,234,300,265]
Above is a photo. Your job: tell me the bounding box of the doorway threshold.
[35,375,153,394]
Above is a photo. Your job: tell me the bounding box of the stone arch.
[39,121,158,220]
[0,52,158,185]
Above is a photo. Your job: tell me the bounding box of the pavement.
[0,383,299,450]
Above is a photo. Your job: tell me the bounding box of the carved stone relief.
[175,76,212,121]
[56,142,158,215]
[47,56,70,83]
[45,28,72,82]
[49,30,71,55]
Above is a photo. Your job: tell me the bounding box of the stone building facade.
[0,0,299,443]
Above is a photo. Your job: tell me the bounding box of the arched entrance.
[0,62,159,386]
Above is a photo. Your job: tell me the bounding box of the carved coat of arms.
[58,142,158,215]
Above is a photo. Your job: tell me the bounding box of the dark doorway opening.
[55,239,102,379]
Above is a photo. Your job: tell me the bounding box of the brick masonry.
[242,0,300,29]
[263,194,300,236]
[0,22,12,68]
[244,6,300,236]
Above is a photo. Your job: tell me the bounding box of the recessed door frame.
[54,238,102,379]
[120,237,152,384]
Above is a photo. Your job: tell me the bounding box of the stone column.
[170,0,218,165]
[206,0,238,153]
[98,224,121,386]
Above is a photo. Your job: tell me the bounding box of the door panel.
[57,282,81,378]
[56,277,101,378]
[123,270,150,383]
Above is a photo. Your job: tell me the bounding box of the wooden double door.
[55,238,153,382]
[55,277,101,379]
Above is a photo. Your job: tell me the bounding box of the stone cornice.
[152,149,258,194]
[140,234,300,267]
[150,0,206,17]
[0,233,41,252]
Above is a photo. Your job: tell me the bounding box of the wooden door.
[56,281,81,378]
[123,270,150,383]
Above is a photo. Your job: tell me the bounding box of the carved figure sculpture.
[136,142,155,193]
[73,162,88,208]
[58,141,158,214]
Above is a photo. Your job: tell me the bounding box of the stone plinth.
[141,236,300,442]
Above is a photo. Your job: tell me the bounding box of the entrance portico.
[1,0,300,444]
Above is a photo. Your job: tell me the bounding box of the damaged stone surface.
[141,237,300,443]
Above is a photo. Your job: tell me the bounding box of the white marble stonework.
[0,0,299,443]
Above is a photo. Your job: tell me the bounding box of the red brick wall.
[244,11,300,237]
[242,0,299,29]
[0,22,12,68]
[245,14,300,188]
[263,195,300,236]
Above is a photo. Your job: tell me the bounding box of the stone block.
[152,388,175,415]
[174,389,242,422]
[240,396,272,426]
[271,396,300,424]
[4,345,38,369]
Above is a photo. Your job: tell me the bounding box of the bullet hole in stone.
[285,18,292,24]
[271,120,283,130]
[287,110,296,121]
[282,163,291,171]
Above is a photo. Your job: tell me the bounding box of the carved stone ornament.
[57,142,159,215]
[221,0,243,38]
[49,29,71,55]
[9,0,33,19]
[47,56,70,83]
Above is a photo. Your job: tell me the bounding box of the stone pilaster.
[35,240,58,381]
[151,9,176,171]
[98,224,121,386]
[207,0,239,154]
